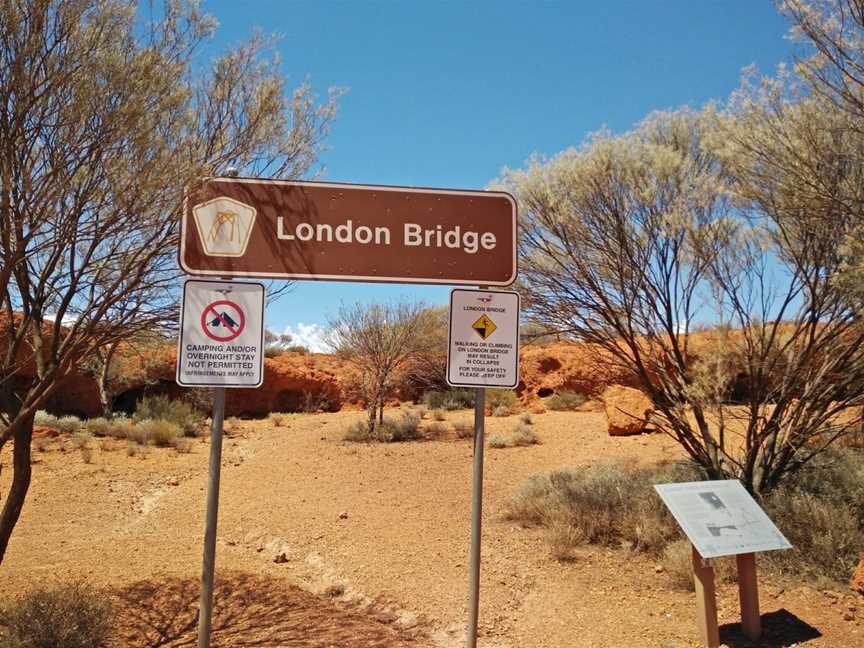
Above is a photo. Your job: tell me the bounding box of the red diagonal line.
[206,305,238,335]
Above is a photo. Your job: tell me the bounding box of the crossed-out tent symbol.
[200,300,246,342]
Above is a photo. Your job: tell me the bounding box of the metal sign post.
[445,287,520,648]
[466,385,486,648]
[175,276,265,648]
[197,386,225,648]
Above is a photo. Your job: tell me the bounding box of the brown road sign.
[180,177,517,285]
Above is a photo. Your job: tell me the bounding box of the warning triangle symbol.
[472,314,497,340]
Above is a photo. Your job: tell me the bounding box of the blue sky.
[203,1,797,351]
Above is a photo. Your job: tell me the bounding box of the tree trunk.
[0,412,35,564]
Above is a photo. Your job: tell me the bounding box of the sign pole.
[197,385,225,647]
[691,544,721,648]
[466,385,485,648]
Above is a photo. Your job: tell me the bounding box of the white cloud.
[282,322,329,353]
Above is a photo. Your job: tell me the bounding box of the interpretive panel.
[654,479,791,559]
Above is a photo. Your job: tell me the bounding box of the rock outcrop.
[601,385,654,436]
[851,553,864,595]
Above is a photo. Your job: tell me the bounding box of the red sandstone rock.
[851,553,864,595]
[602,385,653,436]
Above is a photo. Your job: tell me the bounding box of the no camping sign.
[176,279,265,387]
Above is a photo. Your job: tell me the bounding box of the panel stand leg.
[692,544,720,648]
[736,552,761,640]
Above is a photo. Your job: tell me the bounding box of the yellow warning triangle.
[472,314,497,340]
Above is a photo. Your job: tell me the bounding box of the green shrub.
[512,424,539,446]
[453,420,474,439]
[142,419,181,447]
[385,413,422,442]
[0,581,113,648]
[173,437,194,454]
[545,390,587,411]
[264,346,284,358]
[54,416,82,434]
[286,345,309,354]
[70,431,92,450]
[486,389,516,409]
[134,395,204,437]
[302,391,333,413]
[85,418,111,437]
[33,411,58,428]
[422,389,474,410]
[505,460,701,554]
[344,420,375,442]
[492,405,511,417]
[425,421,448,439]
[488,434,507,448]
[762,446,864,586]
[106,417,134,440]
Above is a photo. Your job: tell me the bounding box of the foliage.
[504,104,864,494]
[33,412,57,429]
[54,416,82,434]
[506,461,702,554]
[421,389,475,410]
[327,301,442,432]
[84,418,111,437]
[486,389,516,409]
[545,391,586,411]
[453,420,474,439]
[264,330,293,358]
[130,419,181,447]
[492,406,512,417]
[0,0,340,563]
[506,450,864,587]
[489,424,540,448]
[431,409,446,421]
[0,581,113,648]
[520,412,535,425]
[269,413,288,427]
[134,395,204,437]
[343,413,422,443]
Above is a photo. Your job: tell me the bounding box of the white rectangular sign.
[176,279,265,388]
[447,289,520,389]
[654,479,791,559]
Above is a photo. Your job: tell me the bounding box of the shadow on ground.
[720,609,822,647]
[111,572,422,647]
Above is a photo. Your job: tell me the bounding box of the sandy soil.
[1,408,860,647]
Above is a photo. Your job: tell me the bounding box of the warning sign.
[176,279,265,388]
[447,289,520,388]
[472,314,497,340]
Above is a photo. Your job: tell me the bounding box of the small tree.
[326,301,441,431]
[0,0,339,563]
[504,107,864,495]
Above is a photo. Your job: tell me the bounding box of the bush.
[520,412,534,425]
[425,421,447,439]
[70,431,91,450]
[173,437,194,454]
[264,346,284,358]
[422,389,474,410]
[0,581,113,648]
[33,411,58,428]
[486,389,516,409]
[505,460,701,555]
[431,409,446,421]
[492,405,511,417]
[660,539,737,591]
[512,424,539,446]
[106,417,134,440]
[286,344,309,354]
[85,418,111,437]
[343,419,379,443]
[488,434,507,448]
[545,390,587,411]
[385,413,422,442]
[488,424,540,449]
[301,391,333,413]
[54,416,82,434]
[762,446,864,586]
[134,395,204,437]
[269,413,287,427]
[453,420,474,439]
